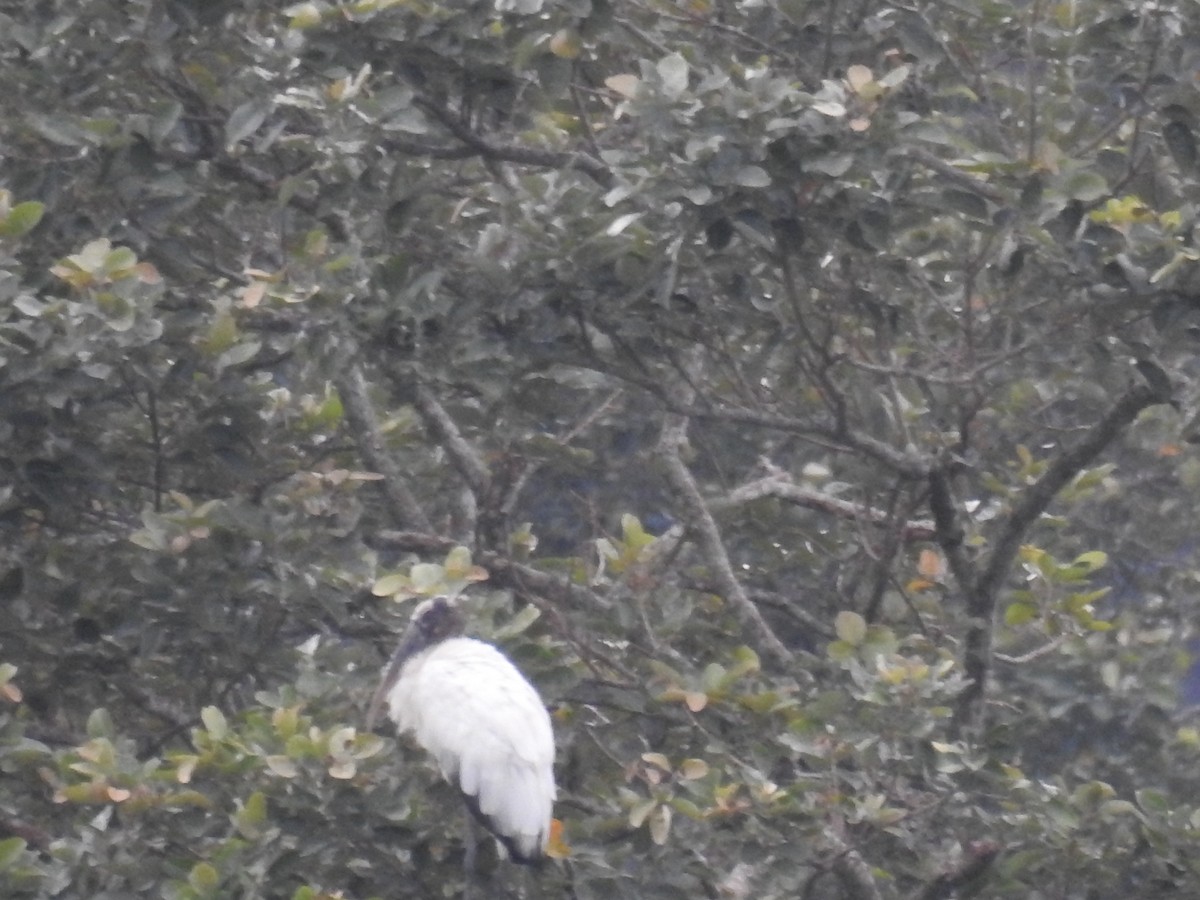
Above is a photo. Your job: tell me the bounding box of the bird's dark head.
[365,596,465,730]
[406,596,465,646]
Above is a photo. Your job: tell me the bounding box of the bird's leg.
[462,800,478,900]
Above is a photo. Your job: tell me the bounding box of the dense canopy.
[3,0,1200,897]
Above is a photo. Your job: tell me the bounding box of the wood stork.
[365,596,556,865]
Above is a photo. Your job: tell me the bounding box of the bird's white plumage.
[383,635,556,860]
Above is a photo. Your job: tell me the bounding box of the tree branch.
[825,833,886,900]
[414,98,614,188]
[371,530,607,612]
[657,411,794,666]
[370,531,634,680]
[711,470,936,541]
[683,404,932,479]
[903,148,1011,204]
[927,467,977,596]
[412,384,491,497]
[909,840,1002,900]
[953,383,1168,730]
[334,365,434,532]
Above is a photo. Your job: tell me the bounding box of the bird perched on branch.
[365,596,556,864]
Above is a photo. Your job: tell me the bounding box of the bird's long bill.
[364,626,421,731]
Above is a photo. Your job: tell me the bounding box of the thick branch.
[412,384,491,496]
[378,137,478,160]
[977,384,1163,601]
[927,468,977,595]
[954,383,1168,729]
[658,413,794,666]
[335,365,433,532]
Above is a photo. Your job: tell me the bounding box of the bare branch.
[685,404,932,479]
[378,136,479,160]
[747,588,836,640]
[370,530,458,555]
[658,411,794,666]
[412,384,491,496]
[903,148,1010,204]
[335,365,434,532]
[994,635,1067,664]
[712,471,936,541]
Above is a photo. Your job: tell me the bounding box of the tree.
[2,0,1199,897]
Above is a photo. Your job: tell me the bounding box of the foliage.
[3,0,1200,897]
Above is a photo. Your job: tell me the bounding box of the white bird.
[366,596,556,864]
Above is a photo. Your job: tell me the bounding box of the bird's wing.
[397,637,556,859]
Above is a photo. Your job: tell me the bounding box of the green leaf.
[215,340,262,370]
[0,837,27,871]
[492,603,541,640]
[188,861,220,892]
[409,562,445,592]
[628,797,657,828]
[733,166,771,188]
[657,53,689,98]
[265,755,299,778]
[0,201,44,237]
[726,646,761,679]
[834,611,867,645]
[648,803,672,845]
[827,639,856,661]
[201,706,228,740]
[1135,788,1169,813]
[1063,170,1109,202]
[1071,550,1107,571]
[202,311,239,355]
[105,246,138,274]
[234,791,268,837]
[286,3,324,29]
[371,573,412,597]
[74,238,113,272]
[225,98,272,147]
[1100,799,1139,820]
[1004,601,1038,626]
[701,662,727,693]
[443,545,474,576]
[86,708,115,739]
